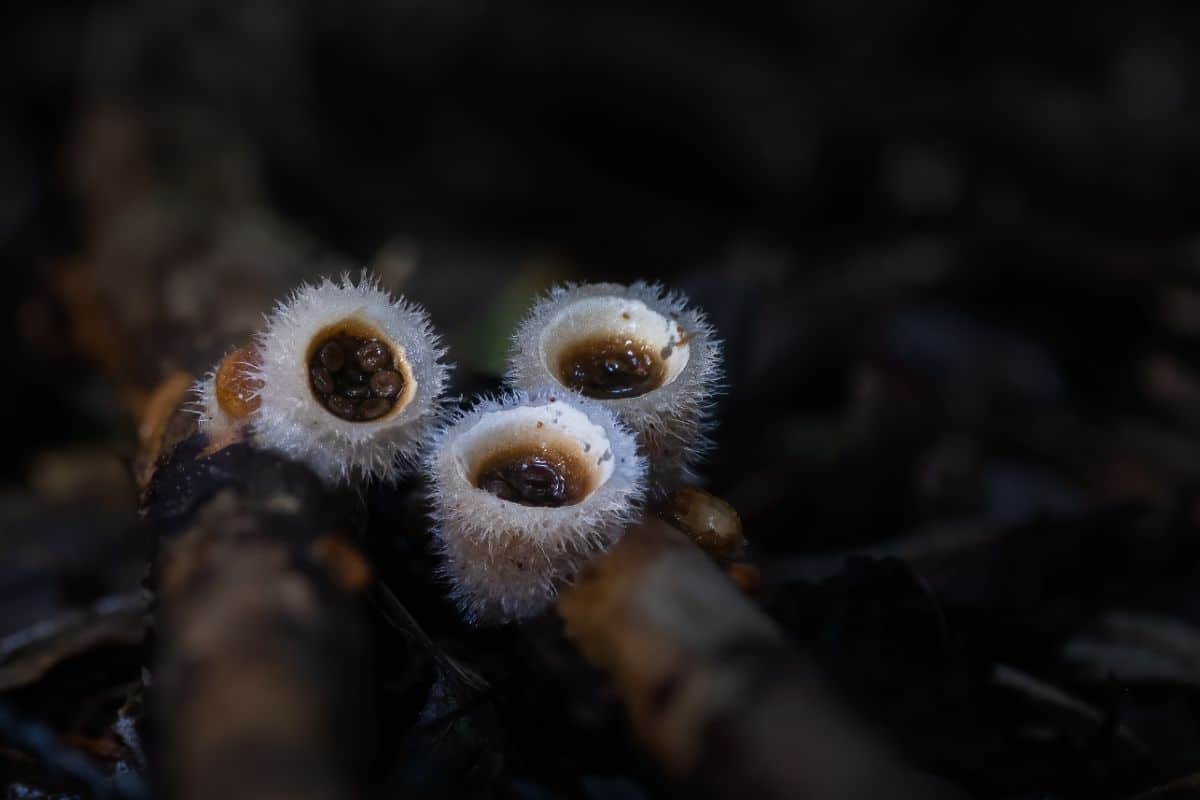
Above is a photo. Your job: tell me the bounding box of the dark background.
[4,1,1200,798]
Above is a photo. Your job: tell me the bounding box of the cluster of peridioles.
[193,274,722,624]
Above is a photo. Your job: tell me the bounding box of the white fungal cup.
[248,274,450,484]
[508,282,722,489]
[535,296,691,392]
[451,402,613,504]
[428,390,646,625]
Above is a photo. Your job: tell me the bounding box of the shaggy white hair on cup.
[192,364,238,438]
[190,344,262,439]
[247,273,450,484]
[506,281,722,488]
[427,388,647,625]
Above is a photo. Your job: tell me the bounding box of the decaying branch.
[558,517,964,800]
[60,48,381,796]
[143,428,374,800]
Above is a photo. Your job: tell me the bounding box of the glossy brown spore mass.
[558,335,666,399]
[474,444,591,507]
[308,330,405,422]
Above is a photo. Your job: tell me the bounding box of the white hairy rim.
[248,273,450,484]
[427,388,647,624]
[507,281,722,486]
[190,367,239,438]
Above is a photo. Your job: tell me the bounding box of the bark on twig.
[143,430,373,800]
[61,62,378,796]
[558,518,964,800]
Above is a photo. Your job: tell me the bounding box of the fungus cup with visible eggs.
[427,389,647,624]
[507,282,721,487]
[245,274,450,484]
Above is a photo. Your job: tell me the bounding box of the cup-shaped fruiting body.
[249,274,450,484]
[507,282,721,487]
[427,389,647,624]
[192,344,263,440]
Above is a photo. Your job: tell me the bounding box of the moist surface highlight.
[309,331,405,421]
[474,444,591,507]
[558,335,666,399]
